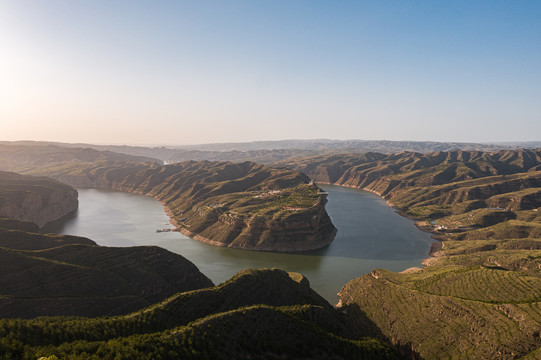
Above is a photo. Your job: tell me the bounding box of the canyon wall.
[0,171,78,228]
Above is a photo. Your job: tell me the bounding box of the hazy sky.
[1,1,540,145]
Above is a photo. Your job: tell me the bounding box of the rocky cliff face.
[181,194,336,252]
[0,171,78,228]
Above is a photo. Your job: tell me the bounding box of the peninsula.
[0,144,336,252]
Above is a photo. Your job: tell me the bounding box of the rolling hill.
[0,222,213,318]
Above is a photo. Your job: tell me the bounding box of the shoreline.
[75,183,439,260]
[71,185,336,253]
[162,202,336,253]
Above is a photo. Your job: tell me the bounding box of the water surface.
[44,185,435,303]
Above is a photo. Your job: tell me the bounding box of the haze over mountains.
[2,139,539,165]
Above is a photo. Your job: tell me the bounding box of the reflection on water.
[42,185,435,304]
[310,185,433,260]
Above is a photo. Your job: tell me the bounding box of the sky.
[1,0,540,146]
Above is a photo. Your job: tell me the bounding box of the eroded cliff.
[0,171,78,228]
[80,161,337,252]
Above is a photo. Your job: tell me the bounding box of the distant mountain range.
[2,139,539,164]
[174,139,541,152]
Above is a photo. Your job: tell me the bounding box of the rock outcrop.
[0,171,78,228]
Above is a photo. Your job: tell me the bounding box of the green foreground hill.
[0,224,214,318]
[0,267,398,360]
[0,220,396,359]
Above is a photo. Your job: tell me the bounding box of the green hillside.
[0,224,213,319]
[0,269,398,360]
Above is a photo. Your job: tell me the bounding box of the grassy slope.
[338,240,541,358]
[339,267,541,359]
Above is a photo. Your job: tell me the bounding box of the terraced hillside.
[338,245,541,359]
[288,150,541,359]
[283,149,541,191]
[0,269,398,360]
[0,145,336,252]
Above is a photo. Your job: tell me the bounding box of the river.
[42,184,435,303]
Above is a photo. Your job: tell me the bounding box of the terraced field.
[337,221,541,359]
[406,267,541,302]
[339,267,541,359]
